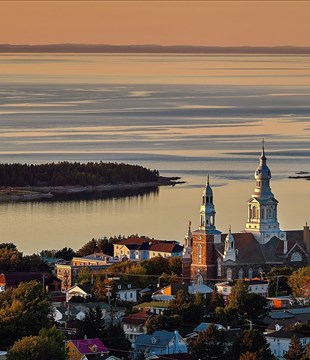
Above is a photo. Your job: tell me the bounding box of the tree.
[190,324,226,360]
[55,247,76,261]
[232,329,275,360]
[0,281,52,348]
[7,326,66,360]
[267,267,294,297]
[209,288,225,312]
[77,307,105,339]
[302,343,310,360]
[103,324,131,359]
[76,266,91,285]
[288,267,310,298]
[285,335,304,360]
[145,314,183,334]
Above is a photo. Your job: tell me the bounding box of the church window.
[206,196,209,204]
[261,209,265,219]
[238,269,243,279]
[227,268,232,281]
[197,244,202,264]
[291,252,302,262]
[196,274,203,285]
[258,267,263,278]
[252,206,257,219]
[217,258,222,277]
[248,268,253,279]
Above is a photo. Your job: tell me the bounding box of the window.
[291,252,302,262]
[217,258,222,277]
[248,268,253,279]
[227,268,232,281]
[238,268,243,279]
[196,274,203,285]
[197,244,202,264]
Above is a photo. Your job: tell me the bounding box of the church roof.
[214,230,306,265]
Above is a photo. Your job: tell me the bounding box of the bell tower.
[245,141,285,244]
[190,177,221,284]
[199,176,217,233]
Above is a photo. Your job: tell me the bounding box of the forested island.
[0,161,180,201]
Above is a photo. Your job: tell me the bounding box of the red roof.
[70,338,109,355]
[0,272,53,286]
[122,311,149,325]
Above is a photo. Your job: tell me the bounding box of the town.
[0,147,309,360]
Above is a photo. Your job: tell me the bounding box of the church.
[182,144,310,284]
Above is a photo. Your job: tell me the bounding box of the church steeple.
[199,176,217,233]
[245,141,284,244]
[223,225,237,262]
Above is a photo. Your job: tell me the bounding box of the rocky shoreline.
[0,177,183,202]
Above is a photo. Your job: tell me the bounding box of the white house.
[115,282,140,303]
[266,329,310,359]
[215,279,269,301]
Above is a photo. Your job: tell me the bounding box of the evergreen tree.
[77,307,105,339]
[190,324,226,360]
[284,335,304,360]
[232,329,275,360]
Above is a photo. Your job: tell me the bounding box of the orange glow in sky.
[1,1,310,46]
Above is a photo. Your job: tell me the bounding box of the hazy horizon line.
[2,43,310,54]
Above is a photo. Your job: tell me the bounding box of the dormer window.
[151,337,157,344]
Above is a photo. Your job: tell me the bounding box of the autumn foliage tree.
[0,281,52,348]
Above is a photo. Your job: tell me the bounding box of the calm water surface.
[0,54,309,253]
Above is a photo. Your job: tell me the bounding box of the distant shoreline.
[0,177,183,202]
[2,44,310,54]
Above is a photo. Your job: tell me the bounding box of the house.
[72,253,113,266]
[266,329,310,359]
[149,355,190,360]
[133,330,187,360]
[152,283,213,300]
[122,311,149,344]
[0,272,61,292]
[215,279,269,301]
[114,280,140,303]
[67,338,109,360]
[113,237,183,261]
[56,263,109,291]
[67,284,92,301]
[81,356,121,360]
[133,301,171,315]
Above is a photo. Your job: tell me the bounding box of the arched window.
[196,274,203,285]
[227,268,232,281]
[197,244,202,264]
[248,268,253,279]
[217,258,222,278]
[261,208,265,219]
[258,267,263,278]
[291,252,302,262]
[206,196,209,204]
[252,206,257,219]
[238,268,243,279]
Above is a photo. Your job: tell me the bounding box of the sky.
[1,1,310,47]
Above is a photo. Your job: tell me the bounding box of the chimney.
[304,223,310,253]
